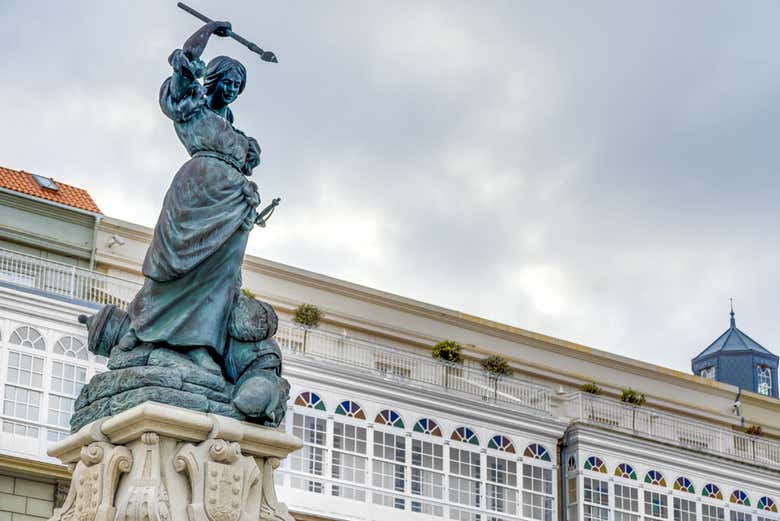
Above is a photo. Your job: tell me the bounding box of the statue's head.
[204,56,247,107]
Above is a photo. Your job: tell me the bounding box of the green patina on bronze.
[74,16,288,431]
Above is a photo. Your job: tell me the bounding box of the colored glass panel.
[644,470,666,487]
[673,477,695,494]
[758,497,777,513]
[730,491,751,507]
[487,435,516,453]
[450,426,479,445]
[583,456,607,473]
[614,463,637,480]
[374,409,405,428]
[523,443,551,462]
[334,400,366,419]
[567,455,577,471]
[413,418,442,436]
[703,484,723,500]
[293,391,326,411]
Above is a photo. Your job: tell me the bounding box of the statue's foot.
[188,347,221,375]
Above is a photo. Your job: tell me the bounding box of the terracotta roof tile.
[0,166,101,214]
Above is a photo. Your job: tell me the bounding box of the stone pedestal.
[47,402,302,521]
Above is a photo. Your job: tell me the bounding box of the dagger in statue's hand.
[255,198,281,228]
[177,2,278,63]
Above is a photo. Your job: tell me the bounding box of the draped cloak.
[127,49,260,355]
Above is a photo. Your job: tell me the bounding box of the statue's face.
[216,69,243,105]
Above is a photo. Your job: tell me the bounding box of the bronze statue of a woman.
[74,16,288,430]
[120,21,261,366]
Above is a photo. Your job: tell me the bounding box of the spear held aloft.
[177,2,278,63]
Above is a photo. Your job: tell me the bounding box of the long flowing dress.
[127,49,260,356]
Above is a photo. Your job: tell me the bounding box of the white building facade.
[1,169,780,521]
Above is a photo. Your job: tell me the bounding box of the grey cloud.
[1,1,779,374]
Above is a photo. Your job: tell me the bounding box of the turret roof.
[694,308,777,360]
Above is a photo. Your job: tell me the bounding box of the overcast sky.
[1,1,779,373]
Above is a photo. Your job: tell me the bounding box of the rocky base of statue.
[48,402,302,521]
[72,294,289,432]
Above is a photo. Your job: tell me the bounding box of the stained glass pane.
[294,391,326,411]
[374,409,405,429]
[413,418,442,437]
[523,443,551,462]
[584,456,607,473]
[451,427,479,446]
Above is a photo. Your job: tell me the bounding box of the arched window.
[488,435,515,453]
[294,391,326,411]
[702,484,723,500]
[53,336,88,360]
[757,366,772,397]
[9,326,45,351]
[673,477,695,494]
[566,455,577,472]
[334,400,365,419]
[450,427,479,446]
[523,443,551,462]
[413,418,442,437]
[730,490,751,507]
[644,470,666,487]
[410,419,444,515]
[521,444,554,520]
[331,401,367,501]
[374,409,404,428]
[289,392,327,494]
[373,409,408,510]
[449,427,481,518]
[613,463,639,521]
[758,497,777,513]
[583,456,606,473]
[615,463,637,480]
[486,436,518,517]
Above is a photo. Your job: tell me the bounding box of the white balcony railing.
[565,392,780,470]
[0,246,552,414]
[0,247,139,307]
[276,322,552,414]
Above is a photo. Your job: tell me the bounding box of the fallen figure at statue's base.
[72,293,289,433]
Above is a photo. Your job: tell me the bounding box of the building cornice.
[0,453,70,481]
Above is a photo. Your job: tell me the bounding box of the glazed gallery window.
[449,447,481,511]
[644,490,669,520]
[702,505,725,521]
[4,351,44,422]
[583,477,609,521]
[290,413,327,493]
[410,438,444,516]
[48,361,87,428]
[731,512,752,521]
[614,483,640,521]
[486,455,518,516]
[757,366,772,396]
[331,421,367,501]
[522,463,553,521]
[674,497,697,521]
[372,429,406,510]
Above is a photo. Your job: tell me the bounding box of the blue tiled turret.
[692,306,778,398]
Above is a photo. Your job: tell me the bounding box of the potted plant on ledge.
[432,340,464,389]
[481,354,513,400]
[293,303,322,352]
